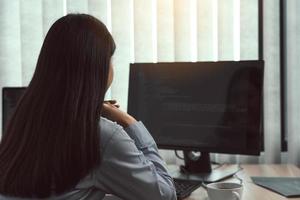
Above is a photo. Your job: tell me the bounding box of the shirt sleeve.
[93,121,176,200]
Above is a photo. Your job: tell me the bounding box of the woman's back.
[0,14,114,197]
[0,117,176,200]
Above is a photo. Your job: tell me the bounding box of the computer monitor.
[2,87,26,133]
[128,61,264,177]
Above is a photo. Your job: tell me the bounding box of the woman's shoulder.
[99,117,123,150]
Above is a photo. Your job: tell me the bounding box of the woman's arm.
[93,121,176,200]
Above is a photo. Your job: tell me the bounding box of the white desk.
[184,164,300,200]
[104,164,300,200]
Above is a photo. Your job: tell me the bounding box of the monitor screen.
[2,87,26,133]
[128,61,264,155]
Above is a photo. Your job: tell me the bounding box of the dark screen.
[2,87,26,133]
[128,61,264,155]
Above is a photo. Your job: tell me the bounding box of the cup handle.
[232,191,241,200]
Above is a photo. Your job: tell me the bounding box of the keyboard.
[174,179,202,199]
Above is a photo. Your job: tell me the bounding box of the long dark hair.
[0,14,115,197]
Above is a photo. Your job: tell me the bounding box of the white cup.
[206,182,243,200]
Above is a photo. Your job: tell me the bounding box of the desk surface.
[184,164,300,200]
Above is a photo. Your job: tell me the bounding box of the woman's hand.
[102,100,137,128]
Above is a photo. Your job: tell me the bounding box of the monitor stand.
[172,151,240,183]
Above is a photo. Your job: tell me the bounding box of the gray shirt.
[0,118,176,200]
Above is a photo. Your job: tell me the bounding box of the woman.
[0,14,176,200]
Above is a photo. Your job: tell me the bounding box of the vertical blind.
[0,0,260,127]
[285,0,300,165]
[0,0,260,101]
[0,0,286,165]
